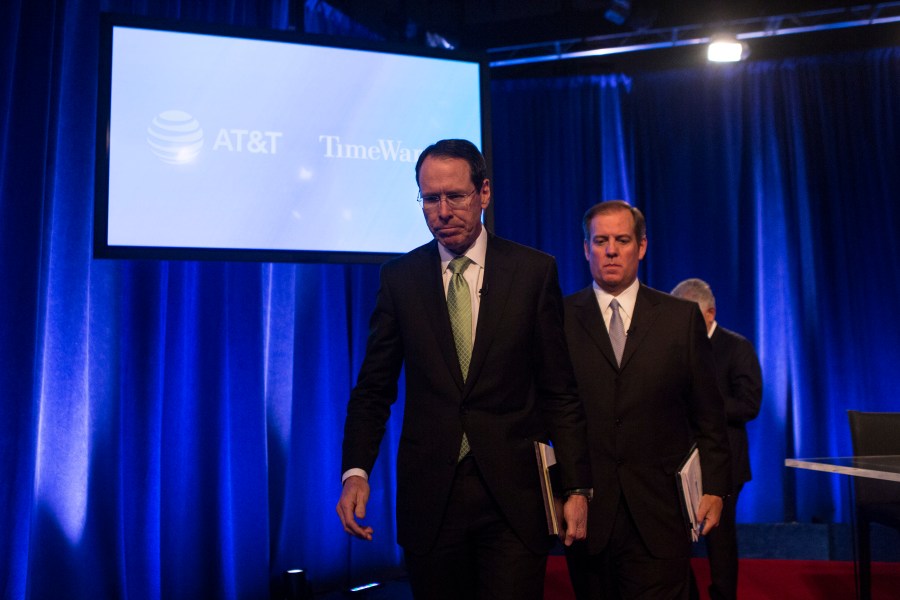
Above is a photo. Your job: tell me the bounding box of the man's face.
[701,305,716,333]
[584,208,647,296]
[419,156,490,255]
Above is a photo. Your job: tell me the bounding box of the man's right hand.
[336,475,374,541]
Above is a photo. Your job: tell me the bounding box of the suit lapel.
[413,241,466,391]
[572,287,619,369]
[619,284,661,369]
[463,235,513,396]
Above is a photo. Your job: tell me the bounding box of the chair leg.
[857,515,871,600]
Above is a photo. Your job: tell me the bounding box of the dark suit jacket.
[564,284,731,558]
[342,234,591,555]
[710,325,762,492]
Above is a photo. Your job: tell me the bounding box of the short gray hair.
[671,278,715,312]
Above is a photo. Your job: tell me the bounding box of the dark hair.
[415,139,487,190]
[582,200,646,241]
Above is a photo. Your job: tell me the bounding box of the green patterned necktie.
[448,255,473,460]
[448,255,474,379]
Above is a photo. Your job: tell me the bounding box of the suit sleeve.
[534,258,592,491]
[722,336,763,426]
[340,264,404,476]
[687,307,732,497]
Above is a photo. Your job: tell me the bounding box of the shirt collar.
[438,226,487,269]
[593,277,640,318]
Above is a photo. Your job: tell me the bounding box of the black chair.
[846,410,900,600]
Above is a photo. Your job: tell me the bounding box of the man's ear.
[479,179,491,210]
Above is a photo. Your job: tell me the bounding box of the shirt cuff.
[342,468,369,484]
[565,487,594,501]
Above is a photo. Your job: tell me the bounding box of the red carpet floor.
[544,556,900,599]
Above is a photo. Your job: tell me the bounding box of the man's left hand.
[696,494,724,536]
[560,494,589,546]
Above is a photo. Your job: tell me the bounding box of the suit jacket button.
[615,418,622,427]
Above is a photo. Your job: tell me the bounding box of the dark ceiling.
[319,1,900,74]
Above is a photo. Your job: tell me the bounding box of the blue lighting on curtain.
[4,0,900,598]
[490,75,633,294]
[492,50,900,526]
[627,53,900,523]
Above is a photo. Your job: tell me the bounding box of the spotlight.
[707,36,746,62]
[283,569,314,600]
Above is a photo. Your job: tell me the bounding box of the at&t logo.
[146,110,203,164]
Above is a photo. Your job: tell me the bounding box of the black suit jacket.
[342,234,591,555]
[564,284,731,558]
[710,325,762,491]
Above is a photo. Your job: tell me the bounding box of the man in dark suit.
[671,278,763,600]
[563,200,732,599]
[336,139,592,600]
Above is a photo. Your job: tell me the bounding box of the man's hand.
[336,475,374,541]
[696,494,724,536]
[560,494,589,546]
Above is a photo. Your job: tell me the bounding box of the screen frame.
[94,12,493,264]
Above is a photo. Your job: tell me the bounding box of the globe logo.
[146,110,203,164]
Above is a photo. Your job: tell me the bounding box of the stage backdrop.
[490,49,900,525]
[3,0,900,598]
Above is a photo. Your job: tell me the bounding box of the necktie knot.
[449,255,472,275]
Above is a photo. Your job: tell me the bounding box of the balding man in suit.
[672,278,763,600]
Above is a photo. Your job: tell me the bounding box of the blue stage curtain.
[1,1,400,598]
[4,0,900,596]
[490,75,634,294]
[629,51,900,525]
[492,50,900,528]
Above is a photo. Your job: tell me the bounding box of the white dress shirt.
[592,277,640,336]
[342,228,488,484]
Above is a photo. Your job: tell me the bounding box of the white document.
[676,446,703,542]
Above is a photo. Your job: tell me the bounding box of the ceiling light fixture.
[707,36,746,62]
[488,2,900,68]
